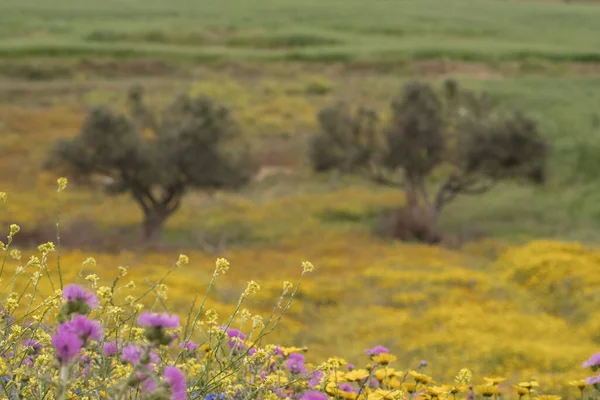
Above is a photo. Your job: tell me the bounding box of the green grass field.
[1,0,600,63]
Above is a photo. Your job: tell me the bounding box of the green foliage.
[455,110,547,184]
[309,103,379,173]
[310,79,548,243]
[46,86,257,241]
[383,82,445,180]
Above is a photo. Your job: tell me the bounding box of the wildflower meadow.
[0,179,598,400]
[2,0,600,398]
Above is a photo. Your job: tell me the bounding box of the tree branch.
[366,166,405,188]
[434,174,496,214]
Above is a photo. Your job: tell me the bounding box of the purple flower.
[583,352,600,368]
[466,388,475,400]
[273,346,284,356]
[141,374,158,393]
[226,328,246,340]
[300,391,328,400]
[122,345,144,364]
[248,348,257,356]
[52,330,83,364]
[365,345,389,356]
[419,360,428,368]
[59,315,103,342]
[103,341,119,356]
[226,328,246,351]
[179,341,199,352]
[289,353,305,361]
[308,371,323,387]
[138,312,180,329]
[122,344,159,365]
[347,363,355,371]
[339,383,358,393]
[586,374,600,385]
[285,353,307,375]
[164,366,187,400]
[63,284,98,309]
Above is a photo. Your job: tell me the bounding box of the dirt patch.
[76,59,181,78]
[412,60,504,79]
[0,107,82,135]
[254,166,296,182]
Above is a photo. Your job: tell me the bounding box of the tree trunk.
[142,208,169,244]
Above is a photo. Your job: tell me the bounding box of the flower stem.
[56,364,70,400]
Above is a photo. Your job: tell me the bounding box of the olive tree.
[309,79,548,238]
[46,86,257,242]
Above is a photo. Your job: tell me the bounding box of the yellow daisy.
[484,377,507,386]
[373,354,397,366]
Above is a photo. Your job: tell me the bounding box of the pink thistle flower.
[59,315,103,343]
[164,366,187,400]
[63,284,99,309]
[300,391,328,400]
[365,345,389,356]
[52,330,83,364]
[137,312,180,329]
[583,352,600,368]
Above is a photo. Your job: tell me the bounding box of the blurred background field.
[1,0,600,396]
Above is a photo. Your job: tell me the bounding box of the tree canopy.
[46,85,257,242]
[309,79,548,241]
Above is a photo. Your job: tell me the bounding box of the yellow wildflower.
[368,389,404,400]
[37,241,55,253]
[85,274,100,286]
[10,224,20,237]
[409,371,433,384]
[346,369,370,381]
[475,384,501,397]
[57,177,68,192]
[177,254,189,267]
[373,353,397,366]
[326,382,356,399]
[426,386,446,398]
[302,261,315,273]
[242,280,260,298]
[327,371,347,382]
[10,249,21,260]
[441,385,468,394]
[402,382,418,393]
[97,286,112,300]
[280,346,308,356]
[518,381,540,390]
[82,257,96,269]
[327,357,347,369]
[199,343,210,352]
[0,358,7,376]
[568,380,586,390]
[215,258,230,275]
[252,315,264,329]
[484,377,507,386]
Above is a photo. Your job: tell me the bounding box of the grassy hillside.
[1,0,600,62]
